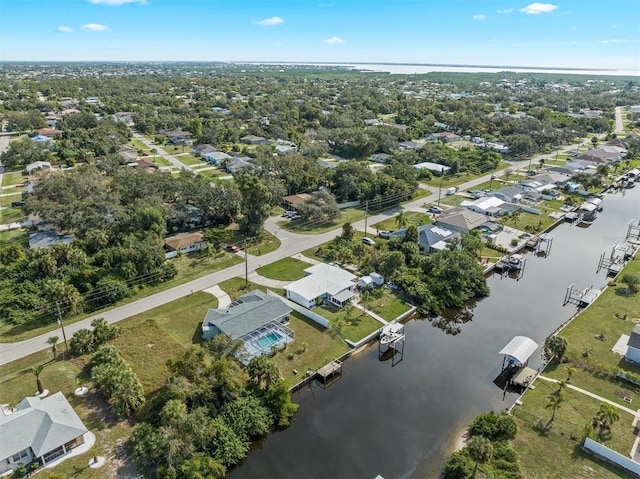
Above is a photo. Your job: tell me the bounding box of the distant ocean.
[254,61,640,77]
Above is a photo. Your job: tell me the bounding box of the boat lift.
[564,283,601,307]
[534,233,553,257]
[378,322,405,366]
[496,336,539,395]
[627,219,640,244]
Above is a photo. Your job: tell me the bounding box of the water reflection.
[428,301,478,335]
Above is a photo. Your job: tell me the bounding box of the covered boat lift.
[499,336,538,371]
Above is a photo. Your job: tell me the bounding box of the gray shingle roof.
[628,325,640,350]
[0,392,88,460]
[203,290,291,340]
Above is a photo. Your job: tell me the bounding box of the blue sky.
[1,0,638,69]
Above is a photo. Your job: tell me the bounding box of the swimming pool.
[256,331,283,349]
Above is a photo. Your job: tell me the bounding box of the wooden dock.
[317,360,342,383]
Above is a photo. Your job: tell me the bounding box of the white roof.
[499,336,538,365]
[286,263,356,302]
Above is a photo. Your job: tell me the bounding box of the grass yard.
[0,207,25,224]
[0,228,28,247]
[2,171,25,187]
[279,208,366,235]
[316,304,382,343]
[168,145,193,154]
[434,194,467,207]
[422,162,511,188]
[0,192,24,207]
[111,292,218,394]
[363,288,412,321]
[513,379,636,479]
[218,277,285,300]
[501,211,557,233]
[256,257,310,281]
[175,154,204,167]
[272,311,350,388]
[128,139,150,151]
[372,211,432,232]
[243,231,281,256]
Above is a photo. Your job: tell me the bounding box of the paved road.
[0,143,591,365]
[615,106,624,134]
[131,132,193,172]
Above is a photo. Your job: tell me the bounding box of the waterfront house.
[201,290,294,364]
[0,392,90,475]
[460,196,521,217]
[285,263,357,309]
[417,224,460,254]
[625,325,640,363]
[435,207,492,234]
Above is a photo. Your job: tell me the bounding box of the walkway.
[537,374,640,416]
[247,271,290,289]
[352,303,388,326]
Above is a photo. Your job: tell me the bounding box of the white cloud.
[58,26,73,33]
[472,14,486,20]
[601,38,626,44]
[88,0,148,5]
[254,16,284,26]
[324,36,344,44]
[81,23,109,31]
[497,8,513,13]
[519,3,558,14]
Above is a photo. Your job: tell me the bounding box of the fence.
[266,290,329,328]
[583,438,640,475]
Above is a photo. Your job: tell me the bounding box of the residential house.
[460,196,521,217]
[25,161,52,175]
[127,159,155,169]
[625,325,640,363]
[193,144,217,156]
[530,172,571,186]
[433,122,449,130]
[413,162,451,174]
[282,193,312,211]
[163,129,192,145]
[0,392,90,475]
[164,231,207,255]
[435,207,493,234]
[417,224,460,254]
[427,132,461,142]
[489,186,523,203]
[37,128,61,138]
[240,135,268,145]
[486,142,510,154]
[358,272,384,289]
[113,112,134,124]
[201,290,294,364]
[398,140,425,151]
[285,263,357,309]
[30,135,53,145]
[29,231,75,249]
[364,119,383,126]
[44,115,60,129]
[370,153,391,163]
[119,145,138,162]
[576,146,624,165]
[202,151,231,165]
[225,156,254,173]
[273,140,298,155]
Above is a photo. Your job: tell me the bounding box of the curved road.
[0,143,591,365]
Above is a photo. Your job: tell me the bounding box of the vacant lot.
[257,257,310,281]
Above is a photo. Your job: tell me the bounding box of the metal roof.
[499,336,538,365]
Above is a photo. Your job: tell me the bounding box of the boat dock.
[378,322,406,364]
[316,359,343,385]
[564,283,602,306]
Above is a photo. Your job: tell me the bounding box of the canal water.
[231,187,640,479]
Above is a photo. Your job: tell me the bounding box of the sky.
[1,0,639,70]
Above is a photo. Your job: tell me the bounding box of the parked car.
[225,244,240,253]
[362,237,375,246]
[378,230,393,239]
[428,206,444,214]
[10,201,25,208]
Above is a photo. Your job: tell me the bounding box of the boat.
[380,322,404,345]
[525,235,539,249]
[499,254,524,270]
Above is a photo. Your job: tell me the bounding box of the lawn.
[0,228,28,247]
[422,161,511,188]
[0,192,24,207]
[0,207,25,224]
[2,171,25,187]
[218,277,285,300]
[362,288,412,321]
[175,154,204,167]
[272,311,350,388]
[256,257,310,281]
[433,194,467,207]
[278,208,366,235]
[372,211,432,232]
[128,138,150,151]
[501,211,557,233]
[316,304,382,343]
[241,230,281,256]
[513,379,636,479]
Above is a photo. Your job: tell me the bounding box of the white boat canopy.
[499,336,538,367]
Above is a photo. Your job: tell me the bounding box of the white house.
[164,231,207,255]
[285,263,357,309]
[0,392,90,475]
[460,196,521,217]
[626,325,640,363]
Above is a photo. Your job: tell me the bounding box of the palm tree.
[89,444,99,464]
[395,211,408,228]
[546,392,564,422]
[47,336,59,359]
[595,402,620,431]
[566,366,577,382]
[31,364,45,395]
[150,148,158,165]
[467,435,493,478]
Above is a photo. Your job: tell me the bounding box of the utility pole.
[55,301,69,360]
[363,201,369,238]
[244,239,248,288]
[437,174,444,207]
